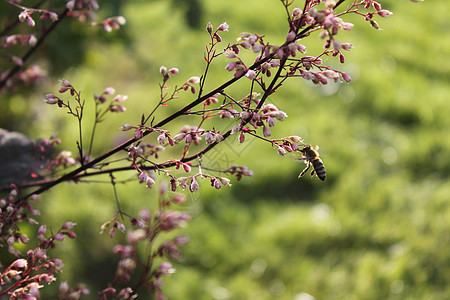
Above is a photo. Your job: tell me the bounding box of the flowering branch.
[0,0,408,298]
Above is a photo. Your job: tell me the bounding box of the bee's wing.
[287,150,306,163]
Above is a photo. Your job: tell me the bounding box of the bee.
[298,145,326,181]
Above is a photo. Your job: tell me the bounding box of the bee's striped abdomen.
[312,158,326,181]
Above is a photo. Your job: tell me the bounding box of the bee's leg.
[310,169,315,177]
[298,162,310,178]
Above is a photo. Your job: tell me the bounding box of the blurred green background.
[1,0,449,299]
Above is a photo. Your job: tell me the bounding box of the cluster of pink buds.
[157,211,191,231]
[232,102,288,141]
[0,65,44,91]
[53,150,77,167]
[102,16,126,32]
[94,86,128,112]
[101,192,190,298]
[0,222,80,298]
[138,171,156,188]
[1,34,37,48]
[156,235,189,261]
[361,0,394,25]
[182,76,201,94]
[160,66,179,83]
[18,10,37,27]
[206,21,229,42]
[127,141,165,161]
[66,0,100,11]
[101,217,127,238]
[274,136,303,156]
[0,186,41,256]
[36,221,77,249]
[17,5,59,27]
[221,164,254,181]
[173,125,203,145]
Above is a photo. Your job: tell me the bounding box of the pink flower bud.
[174,235,189,245]
[11,56,23,66]
[134,129,143,139]
[252,44,263,53]
[215,133,224,143]
[48,12,59,21]
[332,39,342,50]
[172,194,185,203]
[218,177,231,187]
[120,123,133,131]
[159,262,175,276]
[226,61,237,71]
[146,177,155,188]
[267,117,276,127]
[169,68,179,74]
[378,10,393,18]
[38,225,47,236]
[182,163,191,173]
[104,87,115,95]
[225,49,238,59]
[157,133,166,145]
[62,221,75,230]
[239,132,245,143]
[275,111,288,121]
[342,22,354,30]
[240,111,252,121]
[116,222,126,233]
[140,208,151,221]
[96,95,106,103]
[60,281,69,294]
[341,72,352,83]
[277,147,286,156]
[291,143,299,151]
[27,16,36,27]
[205,133,215,144]
[109,105,126,112]
[66,0,75,10]
[12,258,28,269]
[245,69,257,80]
[213,179,222,189]
[173,133,186,142]
[53,233,65,241]
[297,44,307,53]
[190,178,199,192]
[138,172,147,183]
[220,110,232,119]
[263,126,271,137]
[28,35,37,46]
[113,94,128,102]
[168,136,174,146]
[231,125,240,134]
[217,22,229,32]
[286,31,296,42]
[277,48,285,59]
[373,1,382,11]
[240,41,251,49]
[187,76,200,84]
[370,20,381,30]
[206,21,213,34]
[18,11,27,22]
[341,43,353,51]
[65,231,76,239]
